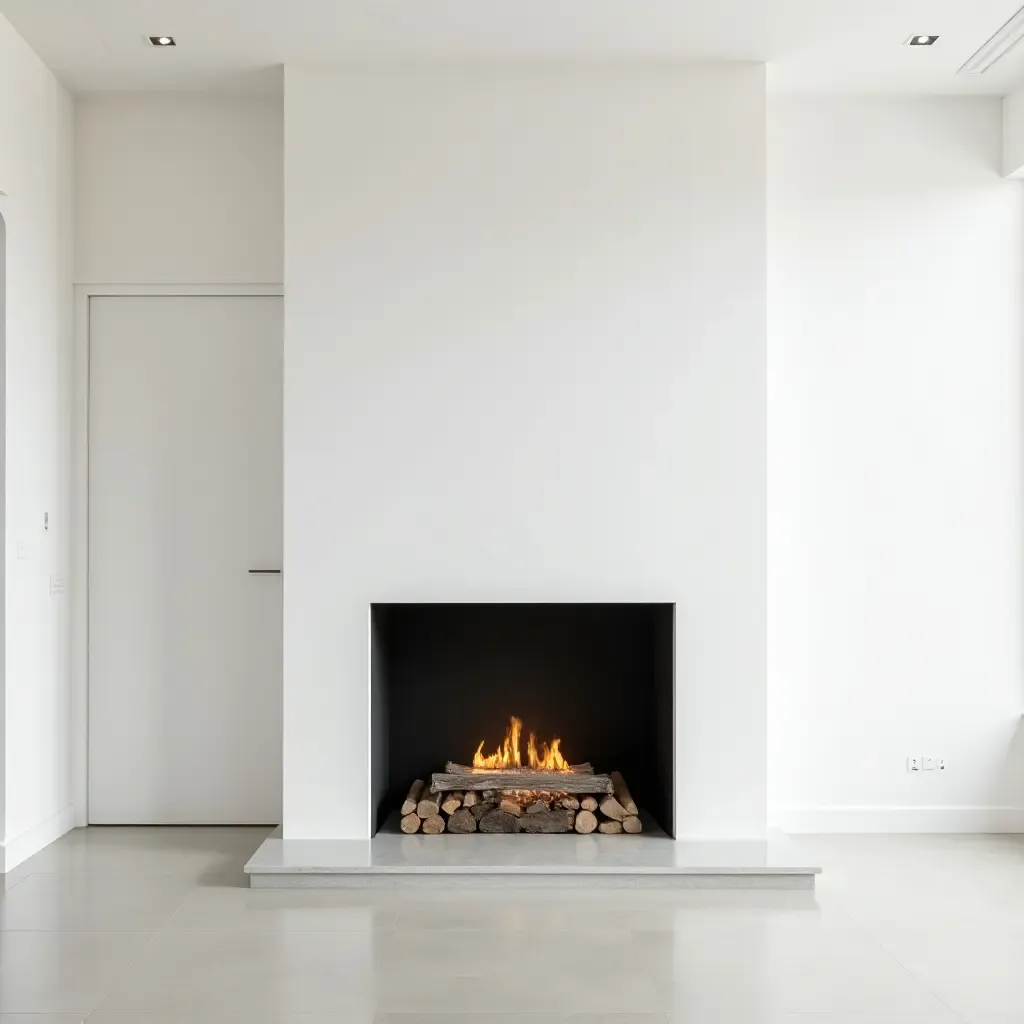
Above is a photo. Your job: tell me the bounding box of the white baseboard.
[773,805,1024,833]
[1,805,77,873]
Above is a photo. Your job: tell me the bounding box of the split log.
[559,796,580,811]
[417,790,442,818]
[580,796,598,812]
[441,792,463,815]
[400,812,421,834]
[519,809,575,834]
[446,761,594,775]
[599,795,629,822]
[401,780,425,816]
[422,814,446,835]
[610,771,639,816]
[470,801,497,821]
[479,809,521,833]
[598,819,624,835]
[499,797,522,816]
[526,800,548,814]
[481,790,497,801]
[447,808,477,834]
[431,770,612,795]
[574,809,598,834]
[462,791,481,808]
[622,815,643,834]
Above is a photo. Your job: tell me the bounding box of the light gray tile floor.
[0,827,1020,1022]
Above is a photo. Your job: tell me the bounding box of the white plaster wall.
[768,97,1024,832]
[0,13,75,870]
[284,63,767,840]
[75,93,283,285]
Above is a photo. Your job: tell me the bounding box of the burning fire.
[473,716,571,771]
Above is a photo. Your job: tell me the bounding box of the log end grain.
[478,809,522,833]
[519,809,575,834]
[580,796,599,812]
[470,801,497,821]
[417,792,442,819]
[422,814,446,835]
[448,808,478,834]
[599,795,629,822]
[574,809,598,834]
[400,812,421,834]
[622,815,643,834]
[598,819,624,835]
[401,779,426,817]
[441,792,463,815]
[610,770,639,816]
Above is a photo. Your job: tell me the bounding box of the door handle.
[248,569,282,574]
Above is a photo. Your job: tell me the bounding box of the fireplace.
[370,603,675,836]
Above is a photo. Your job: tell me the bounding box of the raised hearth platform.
[245,820,820,889]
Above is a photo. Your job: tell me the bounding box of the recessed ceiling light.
[906,34,939,46]
[149,35,175,47]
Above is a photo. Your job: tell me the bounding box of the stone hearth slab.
[244,820,819,889]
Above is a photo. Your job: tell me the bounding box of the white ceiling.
[3,0,1024,96]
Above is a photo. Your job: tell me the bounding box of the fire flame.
[473,716,571,771]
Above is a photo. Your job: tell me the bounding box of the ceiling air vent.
[959,4,1024,74]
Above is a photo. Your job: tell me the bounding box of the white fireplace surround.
[282,63,767,842]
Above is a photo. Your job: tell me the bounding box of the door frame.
[72,283,284,826]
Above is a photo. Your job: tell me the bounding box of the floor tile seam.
[160,925,398,931]
[156,920,400,932]
[152,871,229,931]
[0,871,38,893]
[0,926,186,932]
[385,924,642,954]
[79,927,166,1021]
[626,927,669,1019]
[829,897,965,1020]
[0,927,179,933]
[389,915,646,932]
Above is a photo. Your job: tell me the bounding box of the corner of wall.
[1,11,77,865]
[1002,88,1024,177]
[1,804,75,873]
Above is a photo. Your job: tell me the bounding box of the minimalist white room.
[1,0,1024,1020]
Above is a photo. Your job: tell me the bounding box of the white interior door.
[88,295,282,824]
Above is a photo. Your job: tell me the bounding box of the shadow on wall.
[0,205,6,843]
[995,713,1024,824]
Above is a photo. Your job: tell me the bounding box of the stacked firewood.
[399,769,642,836]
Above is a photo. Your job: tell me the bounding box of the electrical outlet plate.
[937,757,946,770]
[908,756,921,772]
[923,756,935,771]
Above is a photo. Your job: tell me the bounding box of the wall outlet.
[908,756,921,772]
[923,756,936,771]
